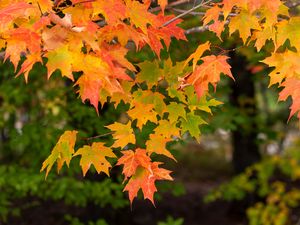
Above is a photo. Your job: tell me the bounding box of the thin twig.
[84,131,115,141]
[285,0,300,8]
[162,0,213,27]
[172,7,238,16]
[185,25,209,34]
[172,8,206,15]
[184,20,229,34]
[37,2,44,16]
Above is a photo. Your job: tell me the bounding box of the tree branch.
[84,132,115,141]
[171,7,237,17]
[285,0,300,8]
[162,0,213,27]
[184,25,209,34]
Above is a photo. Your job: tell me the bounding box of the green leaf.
[166,102,186,123]
[136,61,161,87]
[40,130,78,178]
[180,112,207,142]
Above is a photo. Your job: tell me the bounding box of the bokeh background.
[1,1,300,225]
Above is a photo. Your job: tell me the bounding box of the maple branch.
[172,8,238,17]
[84,132,115,141]
[185,20,230,34]
[185,25,209,34]
[162,0,213,27]
[285,0,300,8]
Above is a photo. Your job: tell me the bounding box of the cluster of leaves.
[203,0,300,120]
[1,0,300,204]
[205,141,300,225]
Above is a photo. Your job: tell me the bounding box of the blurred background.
[2,1,300,225]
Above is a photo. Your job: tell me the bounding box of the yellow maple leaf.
[74,142,116,176]
[106,122,136,148]
[40,130,78,178]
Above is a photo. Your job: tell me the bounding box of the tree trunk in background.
[229,52,261,174]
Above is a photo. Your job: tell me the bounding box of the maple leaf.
[184,86,223,112]
[154,120,180,139]
[180,113,207,142]
[184,41,211,71]
[162,59,187,91]
[253,26,276,51]
[184,55,233,98]
[208,20,226,40]
[123,162,172,204]
[279,78,300,120]
[158,0,168,13]
[40,130,78,178]
[76,73,106,113]
[117,146,173,204]
[42,25,68,51]
[132,90,166,116]
[0,2,33,28]
[276,17,300,49]
[106,122,136,148]
[147,14,186,56]
[221,0,245,19]
[92,0,127,25]
[166,102,186,124]
[136,60,161,87]
[247,0,282,14]
[117,149,151,179]
[127,103,158,128]
[203,5,222,25]
[146,134,175,160]
[100,23,147,48]
[17,53,42,82]
[229,10,261,44]
[46,45,78,80]
[262,51,300,86]
[125,0,156,33]
[31,0,53,13]
[73,142,116,176]
[4,28,41,69]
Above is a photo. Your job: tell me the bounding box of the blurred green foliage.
[157,216,184,225]
[65,215,109,225]
[205,139,300,225]
[0,60,129,222]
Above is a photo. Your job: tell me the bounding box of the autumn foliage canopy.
[0,0,299,204]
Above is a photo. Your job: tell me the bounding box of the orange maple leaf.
[184,55,234,97]
[123,162,172,204]
[159,0,168,13]
[117,149,151,179]
[117,149,172,204]
[0,2,32,26]
[279,78,300,120]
